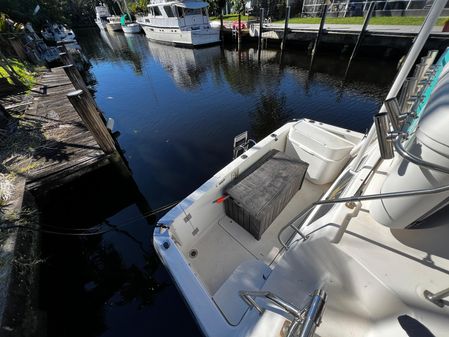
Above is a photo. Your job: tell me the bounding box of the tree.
[207,0,226,16]
[231,0,245,13]
[0,0,115,28]
[128,0,148,14]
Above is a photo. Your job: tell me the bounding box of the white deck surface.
[258,179,449,337]
[187,179,328,294]
[185,179,329,325]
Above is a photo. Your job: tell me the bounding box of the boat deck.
[186,179,328,295]
[257,160,449,337]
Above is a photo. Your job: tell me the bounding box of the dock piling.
[59,52,72,66]
[238,13,242,48]
[344,1,375,77]
[67,90,117,155]
[62,64,89,92]
[310,4,328,67]
[62,64,107,122]
[220,10,224,42]
[258,8,264,62]
[281,6,291,52]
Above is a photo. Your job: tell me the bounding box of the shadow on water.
[40,28,400,336]
[37,164,203,337]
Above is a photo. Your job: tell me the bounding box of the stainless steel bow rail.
[239,289,327,337]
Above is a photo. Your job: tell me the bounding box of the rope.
[0,200,179,236]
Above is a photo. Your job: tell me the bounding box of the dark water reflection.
[39,28,399,337]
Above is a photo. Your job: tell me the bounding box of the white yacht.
[154,2,449,337]
[95,4,111,30]
[137,0,219,46]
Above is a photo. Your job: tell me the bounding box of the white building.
[301,0,449,17]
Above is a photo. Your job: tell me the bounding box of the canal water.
[38,29,399,336]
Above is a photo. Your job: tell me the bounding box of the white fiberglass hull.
[122,23,141,34]
[141,24,219,46]
[154,120,370,337]
[106,22,122,32]
[95,20,107,30]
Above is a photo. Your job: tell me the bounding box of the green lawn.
[210,15,448,26]
[210,14,255,21]
[276,16,449,26]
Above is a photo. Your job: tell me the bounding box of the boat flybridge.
[154,2,449,337]
[137,0,219,46]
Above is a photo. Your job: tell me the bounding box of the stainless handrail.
[394,137,449,175]
[278,179,449,249]
[424,287,449,307]
[239,290,304,318]
[298,289,327,337]
[239,289,327,337]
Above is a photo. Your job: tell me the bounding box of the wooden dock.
[259,24,449,49]
[6,67,112,191]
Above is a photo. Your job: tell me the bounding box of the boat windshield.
[174,1,208,9]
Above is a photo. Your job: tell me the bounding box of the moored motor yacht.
[137,0,219,46]
[154,2,449,336]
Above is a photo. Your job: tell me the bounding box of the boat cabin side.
[139,1,211,29]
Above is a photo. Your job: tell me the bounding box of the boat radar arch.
[370,61,449,228]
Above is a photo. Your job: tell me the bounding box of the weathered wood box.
[224,149,308,240]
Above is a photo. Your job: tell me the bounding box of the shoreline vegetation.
[0,58,36,90]
[0,58,38,224]
[210,15,449,26]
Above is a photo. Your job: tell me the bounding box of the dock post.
[258,8,264,62]
[344,1,375,77]
[281,6,291,52]
[67,90,117,155]
[62,64,89,92]
[63,65,107,123]
[258,8,264,50]
[59,52,72,66]
[310,3,328,67]
[238,13,242,48]
[220,10,224,42]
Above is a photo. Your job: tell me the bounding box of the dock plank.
[15,66,109,190]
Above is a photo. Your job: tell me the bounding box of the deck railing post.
[67,90,116,154]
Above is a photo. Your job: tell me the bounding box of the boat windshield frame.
[147,1,208,9]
